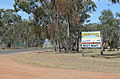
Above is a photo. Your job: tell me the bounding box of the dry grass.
[14,49,120,73]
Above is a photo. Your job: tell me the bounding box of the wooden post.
[100,32,104,55]
[101,46,104,55]
[82,48,85,56]
[80,42,85,56]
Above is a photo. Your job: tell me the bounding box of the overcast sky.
[0,0,120,23]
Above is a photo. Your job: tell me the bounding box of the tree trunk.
[76,31,80,52]
[65,12,71,53]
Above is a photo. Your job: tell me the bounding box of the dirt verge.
[0,51,120,79]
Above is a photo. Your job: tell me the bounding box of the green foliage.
[0,9,45,48]
[1,0,120,52]
[13,0,96,52]
[92,10,120,50]
[111,0,120,3]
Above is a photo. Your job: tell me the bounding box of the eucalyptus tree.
[93,0,120,3]
[13,0,96,52]
[115,12,120,48]
[19,19,45,48]
[0,9,4,46]
[109,0,119,3]
[0,9,22,48]
[99,9,120,51]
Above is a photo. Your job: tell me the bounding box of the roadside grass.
[13,49,120,73]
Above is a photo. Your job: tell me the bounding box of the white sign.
[81,31,101,48]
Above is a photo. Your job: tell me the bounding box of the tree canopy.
[0,0,120,54]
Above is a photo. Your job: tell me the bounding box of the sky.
[0,0,120,23]
[0,0,30,20]
[90,0,120,23]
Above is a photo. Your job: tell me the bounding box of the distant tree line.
[0,9,45,48]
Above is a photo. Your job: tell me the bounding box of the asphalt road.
[0,47,52,54]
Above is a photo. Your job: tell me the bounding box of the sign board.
[81,31,101,48]
[18,43,24,47]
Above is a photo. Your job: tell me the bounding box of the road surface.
[0,52,120,79]
[0,47,51,54]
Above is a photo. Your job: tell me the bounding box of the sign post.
[81,31,102,55]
